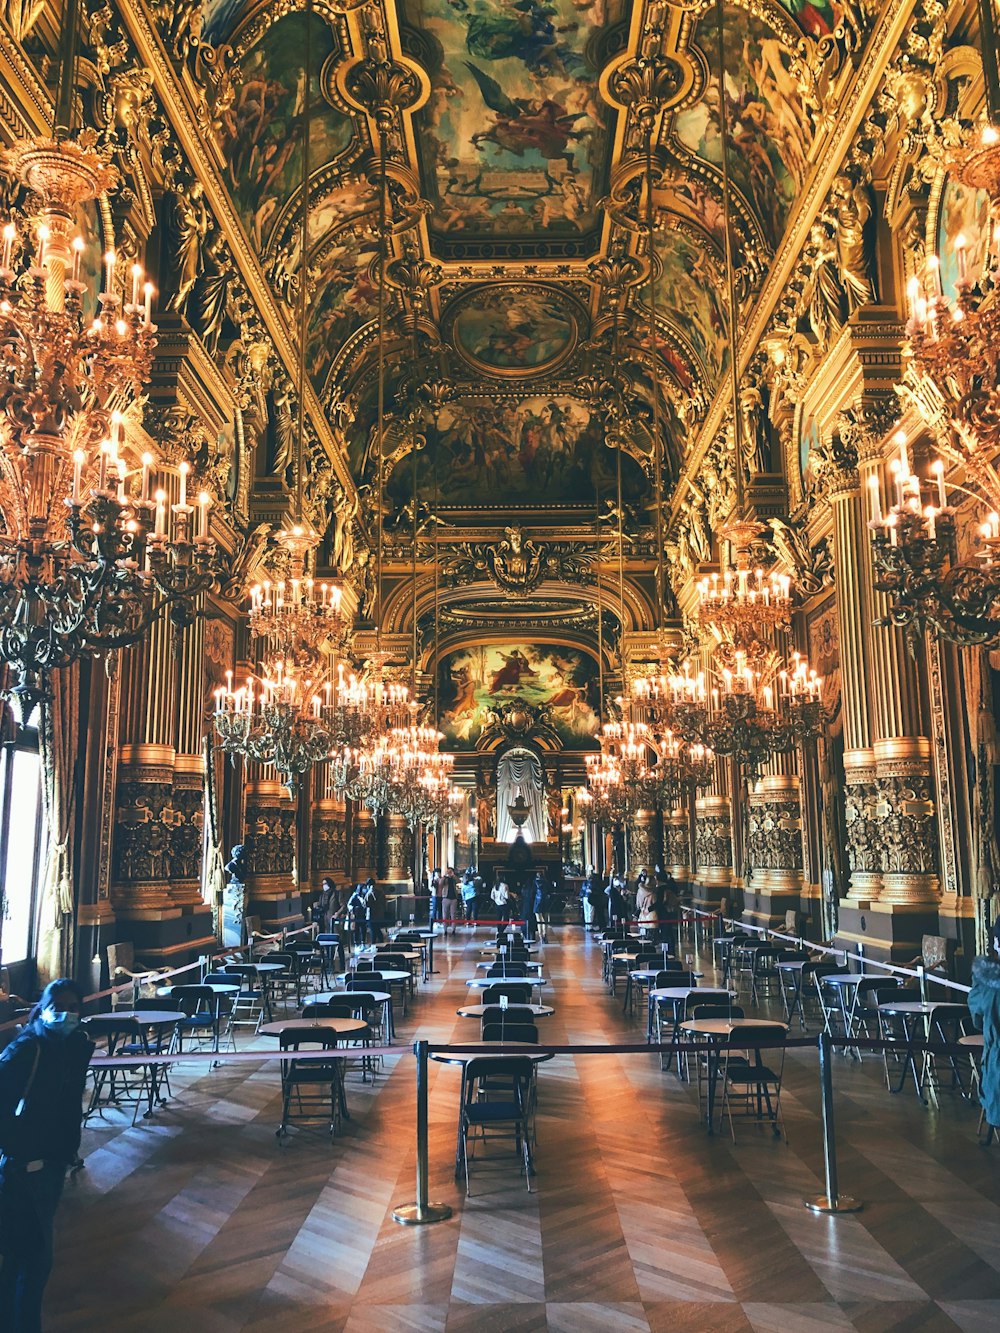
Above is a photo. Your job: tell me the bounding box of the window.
[0,707,45,964]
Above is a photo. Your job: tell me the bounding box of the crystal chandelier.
[0,135,223,717]
[248,524,345,670]
[696,520,793,649]
[583,719,660,823]
[651,729,716,805]
[667,649,823,776]
[869,118,1000,646]
[213,661,337,795]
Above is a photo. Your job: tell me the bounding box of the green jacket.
[968,955,1000,1127]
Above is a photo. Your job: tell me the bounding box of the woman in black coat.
[0,978,94,1333]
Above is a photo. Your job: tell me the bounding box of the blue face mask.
[40,1006,80,1036]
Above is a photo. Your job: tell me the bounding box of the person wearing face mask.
[0,978,94,1333]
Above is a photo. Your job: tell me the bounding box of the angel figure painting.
[216,11,352,252]
[407,0,621,235]
[438,643,600,749]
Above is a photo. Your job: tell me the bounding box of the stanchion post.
[806,1031,863,1214]
[393,1039,453,1226]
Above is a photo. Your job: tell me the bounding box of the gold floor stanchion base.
[805,1195,863,1214]
[392,1202,453,1226]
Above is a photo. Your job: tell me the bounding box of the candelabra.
[0,134,222,716]
[651,729,715,805]
[248,524,345,671]
[871,123,1000,648]
[584,719,660,823]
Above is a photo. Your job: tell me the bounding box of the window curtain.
[36,662,80,984]
[203,735,226,933]
[496,749,546,844]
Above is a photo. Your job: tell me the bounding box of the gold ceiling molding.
[667,0,925,523]
[114,0,361,498]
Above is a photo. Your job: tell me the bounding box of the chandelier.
[248,524,345,671]
[583,719,661,823]
[0,134,225,718]
[667,649,823,776]
[870,121,1000,645]
[213,661,337,795]
[696,520,793,648]
[651,729,716,805]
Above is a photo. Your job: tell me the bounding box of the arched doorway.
[495,746,546,844]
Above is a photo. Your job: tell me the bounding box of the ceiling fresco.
[404,0,622,251]
[108,0,858,665]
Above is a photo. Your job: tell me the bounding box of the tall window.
[0,707,45,963]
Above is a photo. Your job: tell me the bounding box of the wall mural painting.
[777,0,843,39]
[937,174,990,303]
[405,0,620,235]
[674,5,814,250]
[438,643,600,749]
[799,412,820,493]
[384,395,648,508]
[216,11,352,252]
[649,231,729,382]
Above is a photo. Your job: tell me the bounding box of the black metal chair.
[481,1020,538,1044]
[276,1028,346,1142]
[459,1056,535,1194]
[719,1023,787,1140]
[168,985,223,1054]
[481,983,532,1006]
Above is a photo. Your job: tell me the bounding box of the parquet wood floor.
[46,930,1000,1332]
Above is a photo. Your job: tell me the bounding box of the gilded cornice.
[668,0,921,519]
[0,27,50,137]
[116,0,357,496]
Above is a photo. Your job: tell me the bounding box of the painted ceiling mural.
[404,0,622,247]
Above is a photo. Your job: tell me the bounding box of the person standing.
[441,867,459,936]
[0,978,94,1333]
[970,950,1000,1140]
[461,871,478,927]
[365,877,387,944]
[636,872,658,936]
[534,872,550,943]
[491,879,511,923]
[607,876,627,931]
[429,867,442,927]
[520,879,537,942]
[347,883,367,948]
[588,868,608,931]
[317,877,347,968]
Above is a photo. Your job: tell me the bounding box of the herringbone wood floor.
[48,929,999,1332]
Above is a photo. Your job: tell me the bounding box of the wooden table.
[679,1018,788,1134]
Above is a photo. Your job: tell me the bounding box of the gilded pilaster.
[385,812,413,888]
[243,774,300,930]
[311,762,348,887]
[664,805,691,884]
[694,791,733,910]
[629,808,656,876]
[352,805,376,882]
[744,770,805,928]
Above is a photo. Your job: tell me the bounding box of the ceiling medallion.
[442,283,584,379]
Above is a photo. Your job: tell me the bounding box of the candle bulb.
[198,491,211,539]
[116,458,127,504]
[154,488,166,536]
[71,235,84,284]
[130,262,142,308]
[72,448,84,503]
[36,224,49,269]
[955,231,968,283]
[1,222,15,272]
[924,506,936,541]
[894,429,910,480]
[925,253,942,298]
[930,459,946,508]
[98,441,110,492]
[868,474,882,524]
[140,452,152,502]
[906,274,920,321]
[178,461,188,508]
[103,248,116,294]
[143,281,153,325]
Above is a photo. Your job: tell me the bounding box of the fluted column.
[352,805,376,881]
[824,440,880,904]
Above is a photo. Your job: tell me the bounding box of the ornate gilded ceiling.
[192,0,842,526]
[1,0,923,683]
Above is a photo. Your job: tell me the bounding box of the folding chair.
[276,1029,346,1141]
[168,985,224,1054]
[481,983,533,1006]
[719,1023,786,1140]
[459,1056,535,1194]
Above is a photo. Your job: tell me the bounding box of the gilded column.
[822,423,880,904]
[628,809,656,876]
[243,768,300,930]
[352,805,376,881]
[744,763,805,929]
[384,812,413,888]
[311,762,348,887]
[664,801,691,886]
[694,755,734,912]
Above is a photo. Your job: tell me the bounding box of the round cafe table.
[475,960,543,974]
[877,999,939,1099]
[679,1017,787,1134]
[466,976,548,991]
[310,990,395,1041]
[456,1003,554,1018]
[84,1011,181,1120]
[259,1016,370,1121]
[430,1042,554,1177]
